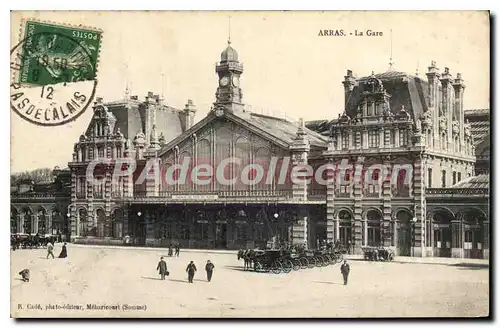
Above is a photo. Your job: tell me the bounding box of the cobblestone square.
[11,245,489,318]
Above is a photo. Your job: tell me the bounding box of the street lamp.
[411,217,418,256]
[137,212,142,217]
[274,213,279,219]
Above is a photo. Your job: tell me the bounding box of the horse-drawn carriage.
[238,242,346,273]
[251,249,293,274]
[11,233,56,250]
[361,246,394,261]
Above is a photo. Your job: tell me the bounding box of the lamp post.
[411,217,417,257]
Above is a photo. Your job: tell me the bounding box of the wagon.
[252,250,293,274]
[362,246,394,261]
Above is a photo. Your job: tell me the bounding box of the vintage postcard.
[10,11,490,318]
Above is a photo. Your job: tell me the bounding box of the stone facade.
[12,40,489,258]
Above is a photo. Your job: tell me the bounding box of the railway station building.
[11,40,490,259]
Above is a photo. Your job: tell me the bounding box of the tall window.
[458,172,462,183]
[342,132,349,149]
[368,130,379,148]
[116,146,122,158]
[452,171,457,185]
[441,170,446,188]
[98,146,105,159]
[399,129,409,146]
[427,168,432,188]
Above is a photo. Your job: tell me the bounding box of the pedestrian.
[168,244,173,257]
[175,244,180,257]
[205,260,215,282]
[186,261,197,283]
[340,260,350,285]
[18,269,30,282]
[156,257,169,280]
[46,242,55,259]
[58,243,68,258]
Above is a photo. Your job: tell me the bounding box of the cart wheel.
[307,257,315,268]
[314,256,322,267]
[336,253,344,264]
[271,261,282,274]
[281,260,292,273]
[254,261,262,272]
[300,257,308,269]
[292,259,301,271]
[321,255,329,266]
[328,254,335,265]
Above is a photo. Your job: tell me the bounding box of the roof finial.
[228,15,231,45]
[388,29,394,71]
[161,72,165,98]
[415,58,420,76]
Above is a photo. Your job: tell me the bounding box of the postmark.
[10,20,102,126]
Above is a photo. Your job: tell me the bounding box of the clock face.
[220,76,229,87]
[232,75,239,87]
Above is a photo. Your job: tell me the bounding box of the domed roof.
[221,41,238,62]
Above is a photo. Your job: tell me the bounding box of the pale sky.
[10,11,490,173]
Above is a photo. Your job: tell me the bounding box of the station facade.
[11,40,490,258]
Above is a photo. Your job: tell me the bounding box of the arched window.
[365,210,382,246]
[78,208,88,237]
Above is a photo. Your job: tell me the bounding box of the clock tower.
[214,40,244,112]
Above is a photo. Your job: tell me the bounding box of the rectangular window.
[368,130,379,148]
[427,168,432,188]
[98,147,104,159]
[116,147,122,158]
[452,171,457,185]
[399,129,409,146]
[342,132,349,149]
[458,172,462,182]
[441,170,446,188]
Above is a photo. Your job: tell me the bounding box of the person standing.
[156,257,168,280]
[205,260,215,282]
[168,244,173,257]
[58,243,68,258]
[186,261,197,283]
[340,260,350,285]
[175,244,180,257]
[46,242,55,259]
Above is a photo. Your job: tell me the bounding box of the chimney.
[181,99,197,132]
[342,69,356,108]
[439,67,454,116]
[425,60,440,109]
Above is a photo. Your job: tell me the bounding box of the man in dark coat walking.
[175,244,180,257]
[156,257,168,280]
[186,261,197,283]
[205,260,215,282]
[340,260,350,285]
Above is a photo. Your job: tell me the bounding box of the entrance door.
[464,227,483,259]
[434,226,452,257]
[397,223,411,256]
[215,223,227,248]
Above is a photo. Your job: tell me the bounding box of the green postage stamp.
[18,20,102,86]
[10,19,102,126]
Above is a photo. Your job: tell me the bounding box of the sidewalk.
[69,243,489,267]
[344,254,489,267]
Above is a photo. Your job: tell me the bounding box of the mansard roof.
[465,108,490,146]
[345,70,429,122]
[85,95,184,145]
